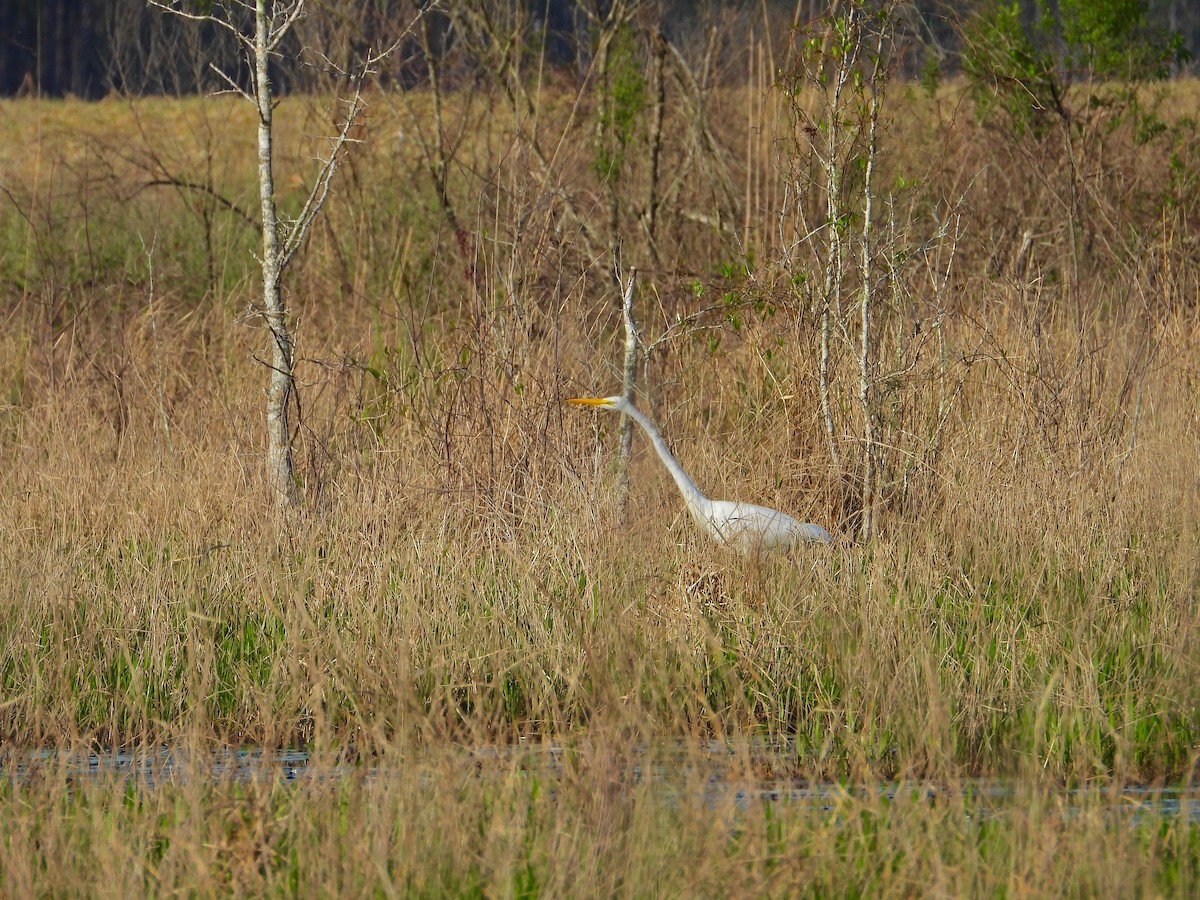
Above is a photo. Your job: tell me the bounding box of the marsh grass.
[1,72,1199,891]
[1,746,1198,896]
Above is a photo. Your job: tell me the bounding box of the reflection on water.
[3,743,1198,822]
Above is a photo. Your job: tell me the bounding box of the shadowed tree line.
[3,0,1193,99]
[0,0,867,98]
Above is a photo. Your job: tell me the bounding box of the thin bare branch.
[280,90,366,270]
[138,177,258,230]
[266,0,307,53]
[147,0,245,34]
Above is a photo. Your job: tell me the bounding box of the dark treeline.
[0,0,108,96]
[0,0,1196,98]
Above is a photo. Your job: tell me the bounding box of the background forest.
[0,0,1197,96]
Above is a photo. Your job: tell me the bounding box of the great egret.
[567,394,832,551]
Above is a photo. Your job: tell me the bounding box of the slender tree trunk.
[858,34,883,543]
[255,0,300,507]
[419,15,459,232]
[817,35,850,476]
[644,29,667,265]
[616,267,640,523]
[151,0,417,507]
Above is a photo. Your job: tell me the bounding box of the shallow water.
[4,746,316,790]
[3,743,1198,823]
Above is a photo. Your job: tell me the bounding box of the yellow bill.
[566,397,613,406]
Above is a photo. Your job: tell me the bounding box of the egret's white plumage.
[568,395,832,552]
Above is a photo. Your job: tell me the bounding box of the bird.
[567,394,832,552]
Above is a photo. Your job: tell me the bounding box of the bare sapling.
[857,25,885,542]
[150,0,435,507]
[779,1,921,541]
[616,265,642,522]
[816,22,856,477]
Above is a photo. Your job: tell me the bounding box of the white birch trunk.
[616,267,640,523]
[858,42,883,543]
[817,30,853,476]
[255,0,299,507]
[150,0,433,508]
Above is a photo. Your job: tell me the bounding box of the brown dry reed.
[0,56,1199,895]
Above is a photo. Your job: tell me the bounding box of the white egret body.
[568,395,832,552]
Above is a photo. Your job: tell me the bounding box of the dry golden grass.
[1,70,1199,892]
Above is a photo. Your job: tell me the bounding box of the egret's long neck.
[621,403,709,513]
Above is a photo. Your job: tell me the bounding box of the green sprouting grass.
[2,517,1194,779]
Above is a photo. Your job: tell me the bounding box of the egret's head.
[567,395,629,412]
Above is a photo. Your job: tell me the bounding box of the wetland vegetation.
[1,0,1199,893]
